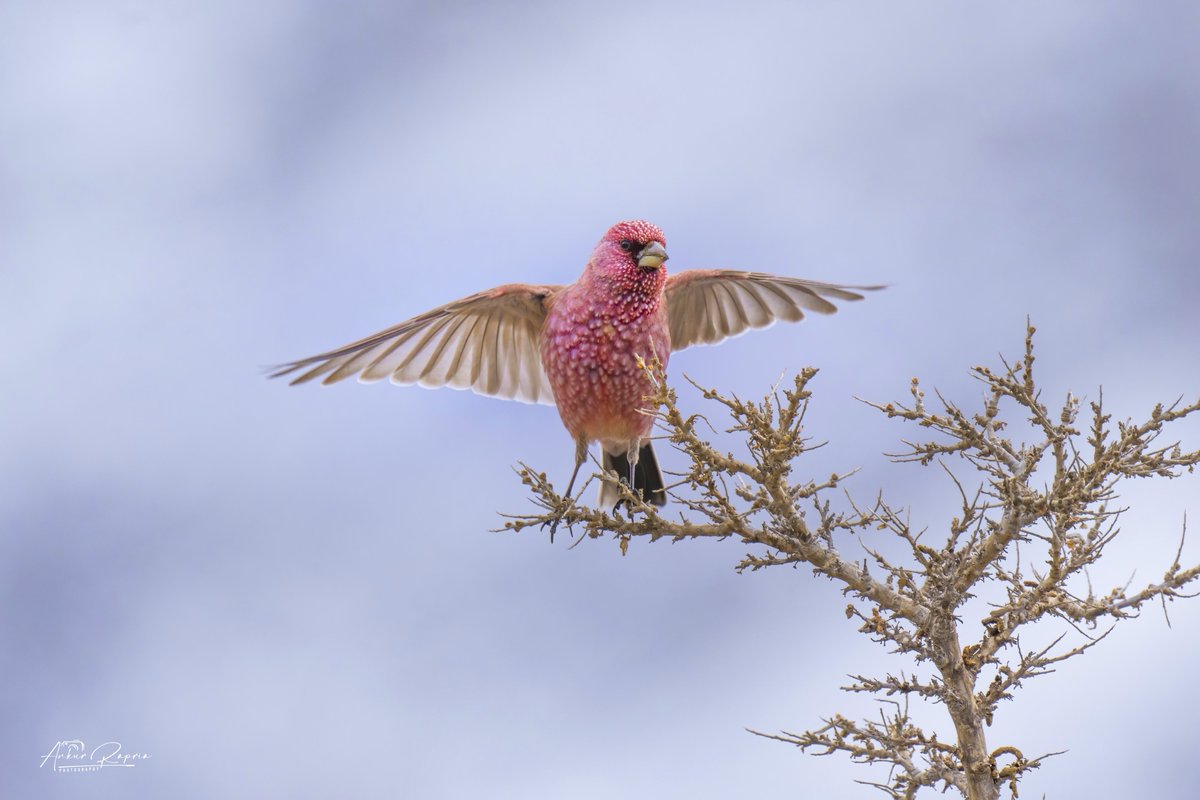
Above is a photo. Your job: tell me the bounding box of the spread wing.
[665,270,882,352]
[271,283,563,405]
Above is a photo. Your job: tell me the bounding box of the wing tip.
[264,361,315,385]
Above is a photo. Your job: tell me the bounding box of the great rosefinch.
[273,220,877,508]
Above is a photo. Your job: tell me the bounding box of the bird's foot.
[542,515,562,543]
[612,476,643,513]
[541,500,575,543]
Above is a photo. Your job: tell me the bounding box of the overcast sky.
[3,2,1199,798]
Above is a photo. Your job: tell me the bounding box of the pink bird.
[273,220,877,509]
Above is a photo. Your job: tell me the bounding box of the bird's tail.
[599,442,667,509]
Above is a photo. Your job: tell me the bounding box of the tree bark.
[931,619,997,800]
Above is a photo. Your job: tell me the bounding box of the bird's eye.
[619,239,635,253]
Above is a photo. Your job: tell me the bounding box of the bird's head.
[589,220,669,292]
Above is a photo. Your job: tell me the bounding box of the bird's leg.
[626,440,641,496]
[562,434,589,500]
[547,435,589,542]
[613,439,641,511]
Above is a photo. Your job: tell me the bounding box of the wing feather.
[715,280,749,332]
[359,323,431,383]
[666,270,881,351]
[403,316,455,382]
[475,312,496,389]
[271,283,562,405]
[450,315,487,389]
[735,282,773,328]
[481,310,502,396]
[502,311,522,398]
[759,280,803,322]
[417,313,474,387]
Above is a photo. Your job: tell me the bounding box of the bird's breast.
[540,288,670,442]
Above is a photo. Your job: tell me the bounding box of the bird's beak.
[637,241,668,270]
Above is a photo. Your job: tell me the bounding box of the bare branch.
[504,323,1200,799]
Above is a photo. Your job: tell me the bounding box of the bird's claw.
[542,515,563,543]
[541,500,574,543]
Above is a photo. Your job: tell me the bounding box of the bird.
[272,220,879,510]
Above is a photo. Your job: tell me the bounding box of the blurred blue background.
[3,1,1198,797]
